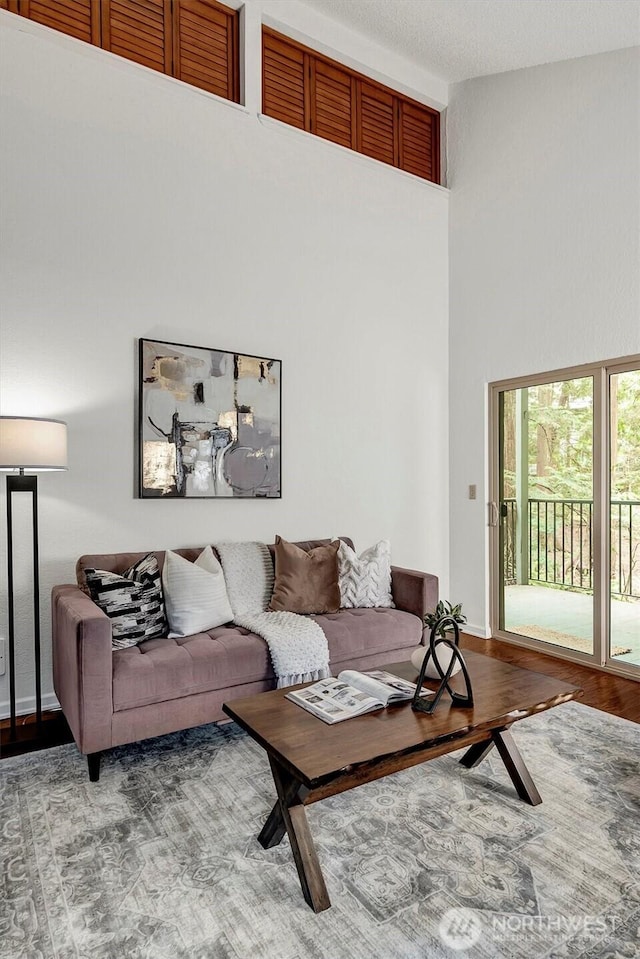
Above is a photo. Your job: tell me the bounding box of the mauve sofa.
[51,538,438,781]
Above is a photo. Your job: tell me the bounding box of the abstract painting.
[138,339,281,498]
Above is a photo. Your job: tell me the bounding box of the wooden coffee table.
[222,651,582,912]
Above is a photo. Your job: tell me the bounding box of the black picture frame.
[138,338,282,499]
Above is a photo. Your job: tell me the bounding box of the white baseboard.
[462,623,491,639]
[0,692,61,722]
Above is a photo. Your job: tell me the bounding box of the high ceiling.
[301,0,640,82]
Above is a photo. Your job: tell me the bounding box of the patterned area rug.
[1,703,639,959]
[511,625,632,657]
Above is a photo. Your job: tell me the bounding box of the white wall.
[0,8,449,716]
[448,47,640,635]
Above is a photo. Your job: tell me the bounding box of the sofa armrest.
[52,585,113,755]
[391,566,438,629]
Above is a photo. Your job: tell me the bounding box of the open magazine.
[285,669,433,724]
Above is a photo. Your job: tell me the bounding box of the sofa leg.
[87,753,102,782]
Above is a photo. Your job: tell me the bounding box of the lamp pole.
[6,471,41,739]
[1,417,67,742]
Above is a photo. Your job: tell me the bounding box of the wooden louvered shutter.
[16,0,99,44]
[358,82,396,167]
[6,0,240,105]
[399,100,439,183]
[101,0,171,74]
[173,0,238,101]
[262,30,307,130]
[310,60,355,150]
[261,28,440,184]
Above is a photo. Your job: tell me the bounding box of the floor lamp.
[0,416,68,740]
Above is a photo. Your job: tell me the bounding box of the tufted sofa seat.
[52,539,438,780]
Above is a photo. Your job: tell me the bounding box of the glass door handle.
[488,502,499,527]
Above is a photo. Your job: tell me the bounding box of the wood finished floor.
[0,709,72,758]
[461,633,640,724]
[1,634,637,760]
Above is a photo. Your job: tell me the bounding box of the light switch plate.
[468,485,477,500]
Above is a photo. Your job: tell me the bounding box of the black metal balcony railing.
[503,498,640,599]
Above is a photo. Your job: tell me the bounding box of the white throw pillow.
[162,547,234,637]
[337,539,394,609]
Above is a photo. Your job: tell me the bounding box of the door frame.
[488,354,640,682]
[604,357,640,675]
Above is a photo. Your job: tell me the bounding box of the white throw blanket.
[215,541,330,688]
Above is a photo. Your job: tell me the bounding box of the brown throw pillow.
[269,536,341,614]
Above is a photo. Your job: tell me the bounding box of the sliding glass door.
[608,365,640,669]
[498,375,595,656]
[491,357,640,678]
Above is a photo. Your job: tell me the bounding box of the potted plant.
[423,600,467,639]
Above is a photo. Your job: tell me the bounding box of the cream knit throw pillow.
[338,539,394,609]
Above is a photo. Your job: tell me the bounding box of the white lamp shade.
[0,417,68,470]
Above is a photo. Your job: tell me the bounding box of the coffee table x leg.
[258,755,331,913]
[459,727,542,806]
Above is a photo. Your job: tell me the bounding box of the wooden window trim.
[228,2,239,103]
[263,25,440,184]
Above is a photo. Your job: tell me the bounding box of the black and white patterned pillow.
[85,553,168,649]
